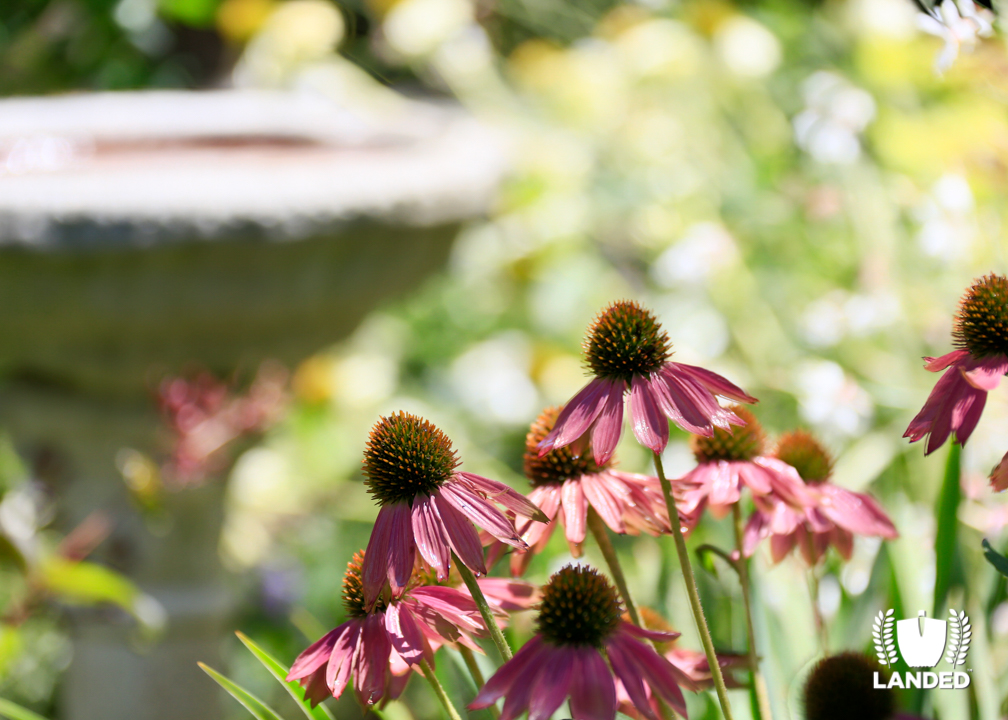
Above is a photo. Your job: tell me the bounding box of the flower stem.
[586,506,641,626]
[458,647,499,719]
[653,451,735,720]
[420,658,464,720]
[732,503,773,720]
[454,554,513,661]
[807,565,827,653]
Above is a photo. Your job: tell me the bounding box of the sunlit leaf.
[235,632,335,720]
[198,662,286,720]
[0,697,48,720]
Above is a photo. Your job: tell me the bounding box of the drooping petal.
[287,622,350,681]
[590,380,627,465]
[387,501,416,598]
[477,577,540,611]
[905,354,990,454]
[538,379,611,456]
[706,462,741,516]
[352,613,392,707]
[568,648,617,720]
[923,350,969,372]
[434,490,488,575]
[470,635,546,710]
[607,631,690,715]
[561,479,588,545]
[441,481,526,549]
[743,510,770,557]
[962,355,1008,390]
[528,645,575,720]
[672,362,757,404]
[385,603,431,668]
[770,530,797,563]
[651,368,714,436]
[817,485,898,538]
[630,375,670,454]
[618,621,681,643]
[362,504,397,608]
[990,449,1008,492]
[607,637,658,720]
[412,494,450,580]
[326,620,364,698]
[580,472,626,534]
[456,472,550,522]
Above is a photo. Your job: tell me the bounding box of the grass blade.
[235,632,335,720]
[982,539,1008,578]
[198,662,286,720]
[0,698,48,720]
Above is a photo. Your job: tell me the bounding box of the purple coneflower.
[905,274,1008,455]
[678,407,812,520]
[469,565,693,720]
[286,550,490,708]
[361,412,546,607]
[498,407,671,575]
[802,652,924,720]
[537,301,756,465]
[743,431,897,563]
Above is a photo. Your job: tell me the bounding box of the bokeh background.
[1,0,1007,719]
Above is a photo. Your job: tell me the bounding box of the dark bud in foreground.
[804,652,895,720]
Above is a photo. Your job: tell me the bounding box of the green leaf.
[38,557,166,631]
[0,697,48,720]
[0,533,27,574]
[198,662,286,720]
[982,539,1008,578]
[933,442,963,615]
[235,632,336,720]
[158,0,220,26]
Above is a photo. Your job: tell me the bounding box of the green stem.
[454,554,514,661]
[732,504,773,720]
[654,451,735,720]
[803,534,827,653]
[420,658,465,720]
[459,646,499,719]
[587,506,641,626]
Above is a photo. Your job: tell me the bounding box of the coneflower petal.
[630,375,669,454]
[384,603,429,668]
[362,504,397,607]
[287,622,349,681]
[353,614,392,706]
[440,482,526,549]
[590,381,626,465]
[528,645,575,720]
[326,620,363,697]
[580,473,625,534]
[671,362,757,404]
[561,479,588,545]
[456,472,549,522]
[568,648,616,720]
[434,490,488,574]
[470,636,546,709]
[606,638,658,720]
[538,378,611,456]
[412,495,449,580]
[387,503,416,598]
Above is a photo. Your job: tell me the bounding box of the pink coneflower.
[537,301,756,465]
[678,407,812,521]
[469,565,693,720]
[360,412,546,607]
[498,407,672,575]
[743,431,897,564]
[286,550,490,708]
[905,274,1008,456]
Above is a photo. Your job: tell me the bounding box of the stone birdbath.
[0,89,505,720]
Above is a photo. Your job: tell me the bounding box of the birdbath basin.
[0,89,505,720]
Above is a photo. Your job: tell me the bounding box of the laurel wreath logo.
[873,608,897,667]
[945,609,971,666]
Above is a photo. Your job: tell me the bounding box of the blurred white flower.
[650,222,737,288]
[795,360,874,438]
[714,16,782,79]
[334,352,399,407]
[848,0,919,38]
[800,289,901,347]
[917,0,993,73]
[451,332,540,425]
[383,0,471,59]
[793,72,876,165]
[914,173,977,260]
